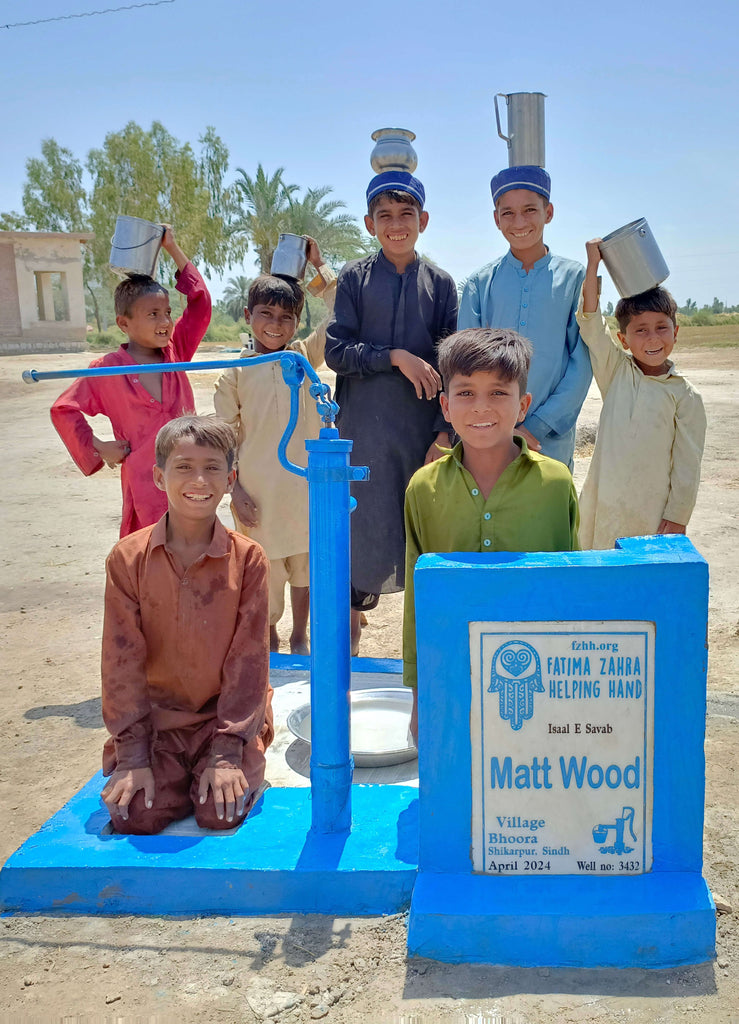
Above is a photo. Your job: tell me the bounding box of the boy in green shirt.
[403,327,580,731]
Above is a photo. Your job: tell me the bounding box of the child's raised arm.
[161,224,189,273]
[583,239,603,313]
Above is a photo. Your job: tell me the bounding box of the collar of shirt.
[446,434,534,468]
[503,247,551,277]
[376,249,420,276]
[627,354,680,380]
[149,512,232,559]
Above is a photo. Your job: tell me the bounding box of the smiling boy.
[574,240,706,548]
[403,328,579,728]
[51,227,211,537]
[459,166,591,469]
[325,170,457,654]
[101,415,273,834]
[214,240,336,654]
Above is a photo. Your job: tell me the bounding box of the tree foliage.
[87,121,241,281]
[219,275,255,321]
[230,164,373,273]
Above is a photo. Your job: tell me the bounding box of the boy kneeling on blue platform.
[101,415,273,835]
[403,328,580,738]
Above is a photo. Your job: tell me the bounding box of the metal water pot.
[109,215,164,277]
[271,233,309,280]
[494,92,547,168]
[370,128,418,173]
[599,219,669,298]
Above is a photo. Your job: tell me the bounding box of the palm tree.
[220,275,254,321]
[284,186,367,266]
[231,165,298,272]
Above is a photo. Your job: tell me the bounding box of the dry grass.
[677,324,739,349]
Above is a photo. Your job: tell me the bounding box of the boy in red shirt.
[101,415,273,834]
[51,227,211,537]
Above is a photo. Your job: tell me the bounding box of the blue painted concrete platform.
[0,774,418,915]
[409,873,716,968]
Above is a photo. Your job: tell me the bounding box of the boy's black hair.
[115,274,169,317]
[247,274,304,319]
[367,189,423,218]
[438,328,532,395]
[155,415,237,470]
[615,286,678,333]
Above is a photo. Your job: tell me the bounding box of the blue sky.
[1,0,737,308]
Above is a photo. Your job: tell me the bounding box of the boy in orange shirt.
[101,415,273,834]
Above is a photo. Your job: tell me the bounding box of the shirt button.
[471,488,479,496]
[522,303,528,308]
[484,512,491,520]
[483,539,491,547]
[523,287,529,293]
[520,321,527,327]
[182,579,189,586]
[150,398,155,403]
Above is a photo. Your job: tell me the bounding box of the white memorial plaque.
[470,622,654,876]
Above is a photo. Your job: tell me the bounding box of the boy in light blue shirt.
[458,166,592,468]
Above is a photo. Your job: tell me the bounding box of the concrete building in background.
[0,231,94,355]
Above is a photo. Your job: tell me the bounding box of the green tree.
[87,121,241,283]
[605,300,614,316]
[220,275,254,321]
[284,186,367,269]
[231,165,299,273]
[23,139,88,232]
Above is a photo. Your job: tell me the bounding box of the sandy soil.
[0,348,737,1023]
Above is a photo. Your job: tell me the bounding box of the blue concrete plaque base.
[408,872,716,967]
[1,773,419,916]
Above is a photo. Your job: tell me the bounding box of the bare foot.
[290,637,309,656]
[269,625,280,653]
[350,609,362,657]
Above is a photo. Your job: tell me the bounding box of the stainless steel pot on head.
[109,215,165,278]
[271,234,308,280]
[599,219,669,298]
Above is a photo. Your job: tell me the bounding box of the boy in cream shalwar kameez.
[214,241,336,653]
[575,240,706,550]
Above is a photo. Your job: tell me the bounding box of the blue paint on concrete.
[408,536,716,967]
[1,776,418,915]
[409,873,716,967]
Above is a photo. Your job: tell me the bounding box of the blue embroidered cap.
[366,171,425,210]
[490,165,551,205]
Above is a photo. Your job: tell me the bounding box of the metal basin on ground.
[287,687,416,767]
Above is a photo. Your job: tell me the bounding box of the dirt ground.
[1,347,737,1024]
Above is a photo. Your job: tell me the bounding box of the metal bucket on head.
[494,92,546,168]
[599,219,669,298]
[369,128,418,173]
[271,234,309,280]
[110,216,164,278]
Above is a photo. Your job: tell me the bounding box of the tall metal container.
[494,92,547,168]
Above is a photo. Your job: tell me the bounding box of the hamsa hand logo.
[488,640,544,730]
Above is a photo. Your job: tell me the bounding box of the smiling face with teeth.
[440,369,532,457]
[246,303,300,353]
[618,311,677,376]
[364,194,429,271]
[153,438,236,526]
[116,291,174,362]
[494,188,553,268]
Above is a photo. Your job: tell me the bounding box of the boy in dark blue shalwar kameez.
[325,171,457,653]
